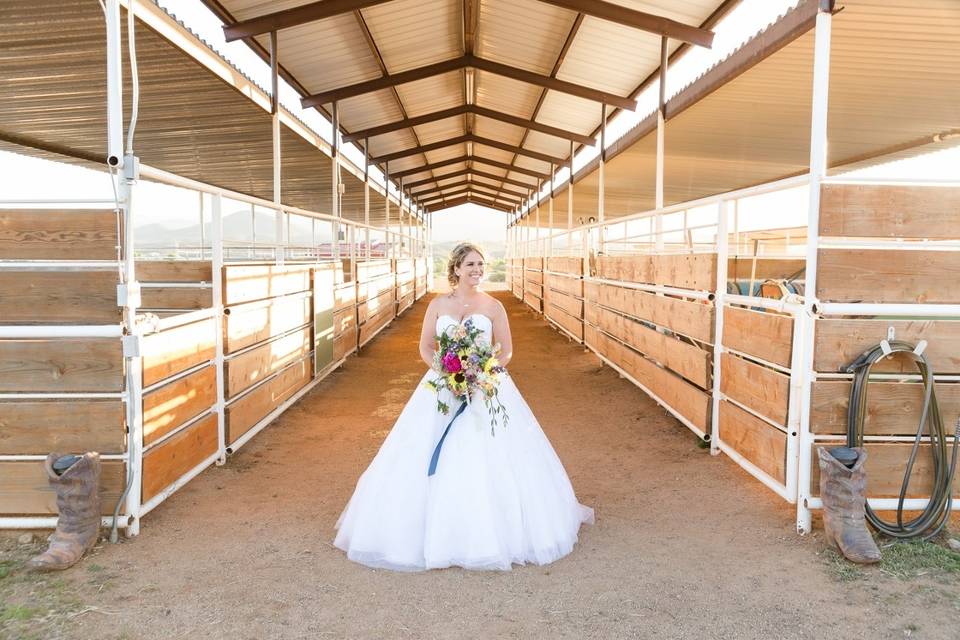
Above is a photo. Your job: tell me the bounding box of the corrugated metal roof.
[5,0,955,221]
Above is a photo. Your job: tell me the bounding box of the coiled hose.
[845,340,960,540]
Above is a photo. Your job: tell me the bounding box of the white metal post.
[384,161,391,260]
[656,36,667,211]
[709,200,729,454]
[598,102,606,255]
[332,101,341,261]
[547,164,554,259]
[535,182,542,258]
[211,193,226,465]
[363,138,371,260]
[796,7,833,535]
[105,0,124,169]
[270,31,283,266]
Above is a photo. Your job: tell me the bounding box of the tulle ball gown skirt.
[334,371,594,572]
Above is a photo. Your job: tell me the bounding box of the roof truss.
[342,104,594,145]
[539,0,714,48]
[403,168,536,191]
[370,134,565,165]
[427,195,514,213]
[410,179,528,200]
[302,54,636,110]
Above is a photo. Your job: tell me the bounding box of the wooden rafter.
[427,195,513,213]
[411,179,527,200]
[302,55,635,110]
[341,105,593,145]
[404,168,536,191]
[370,134,564,165]
[538,0,714,48]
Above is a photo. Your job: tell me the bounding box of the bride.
[334,242,594,571]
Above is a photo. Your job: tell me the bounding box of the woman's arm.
[419,299,440,368]
[490,300,513,367]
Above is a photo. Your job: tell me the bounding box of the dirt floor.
[2,291,959,640]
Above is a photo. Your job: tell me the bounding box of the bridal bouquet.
[425,318,509,434]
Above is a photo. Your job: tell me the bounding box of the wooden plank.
[727,257,805,282]
[334,330,356,361]
[222,264,312,305]
[334,283,356,312]
[225,295,312,354]
[397,280,415,298]
[143,365,216,447]
[595,307,711,388]
[359,307,395,344]
[590,281,714,343]
[524,281,544,298]
[0,209,118,260]
[524,270,544,285]
[0,338,123,392]
[523,257,544,271]
[723,306,793,367]
[357,273,395,303]
[226,357,311,445]
[820,183,960,240]
[0,400,124,454]
[139,287,213,311]
[817,248,960,304]
[141,413,218,503]
[719,400,786,483]
[810,442,960,498]
[358,289,395,324]
[720,353,789,427]
[511,284,523,299]
[393,258,415,275]
[583,301,600,327]
[815,319,960,374]
[397,292,416,314]
[142,318,216,388]
[547,305,583,340]
[811,380,960,436]
[595,254,717,291]
[0,460,125,515]
[546,257,584,276]
[585,324,711,431]
[225,326,311,398]
[0,270,119,324]
[547,289,583,319]
[546,273,584,298]
[356,259,392,282]
[333,308,356,336]
[137,261,213,282]
[523,296,542,313]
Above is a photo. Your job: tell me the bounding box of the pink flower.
[442,351,462,373]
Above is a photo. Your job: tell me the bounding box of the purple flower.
[442,351,462,373]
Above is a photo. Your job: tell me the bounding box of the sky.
[1,0,957,253]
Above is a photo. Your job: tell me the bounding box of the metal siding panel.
[474,71,541,119]
[536,91,601,135]
[361,0,461,74]
[476,0,575,74]
[394,71,465,117]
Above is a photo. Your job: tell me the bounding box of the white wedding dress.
[334,313,594,571]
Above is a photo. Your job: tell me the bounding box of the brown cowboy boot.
[28,453,102,571]
[818,447,881,564]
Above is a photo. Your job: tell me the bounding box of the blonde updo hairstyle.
[447,242,486,289]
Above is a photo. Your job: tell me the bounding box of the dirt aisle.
[4,292,958,640]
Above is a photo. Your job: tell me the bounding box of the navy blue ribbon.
[428,401,468,477]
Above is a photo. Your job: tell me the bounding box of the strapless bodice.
[436,313,493,342]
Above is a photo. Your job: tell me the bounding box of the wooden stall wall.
[523,257,544,313]
[543,257,584,342]
[222,264,315,447]
[138,260,213,315]
[414,257,428,300]
[0,209,126,516]
[583,254,717,436]
[333,261,358,364]
[509,258,524,301]
[357,259,396,348]
[394,258,416,315]
[719,305,795,487]
[809,183,960,499]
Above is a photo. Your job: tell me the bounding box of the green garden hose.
[844,340,959,541]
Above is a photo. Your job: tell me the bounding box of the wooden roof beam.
[389,155,550,181]
[411,179,527,200]
[427,196,513,213]
[223,0,392,42]
[302,55,635,110]
[403,168,536,191]
[537,0,714,48]
[421,188,522,207]
[370,134,564,165]
[342,104,593,145]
